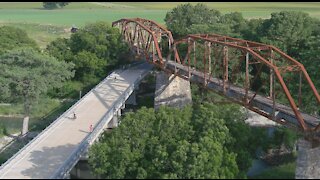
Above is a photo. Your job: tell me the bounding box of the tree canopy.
[43,2,69,9]
[0,26,38,56]
[257,11,316,55]
[46,21,130,83]
[164,3,247,38]
[89,102,268,178]
[0,47,74,134]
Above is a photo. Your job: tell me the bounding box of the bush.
[43,2,69,9]
[0,26,38,56]
[48,80,84,99]
[0,123,8,137]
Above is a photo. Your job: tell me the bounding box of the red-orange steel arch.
[112,18,173,64]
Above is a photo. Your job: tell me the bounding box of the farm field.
[1,2,320,48]
[1,2,320,26]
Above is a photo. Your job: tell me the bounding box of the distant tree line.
[43,2,70,9]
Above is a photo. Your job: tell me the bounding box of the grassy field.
[1,2,320,27]
[0,97,62,134]
[0,22,70,49]
[1,2,320,49]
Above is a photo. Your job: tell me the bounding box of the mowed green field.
[1,2,320,48]
[1,2,320,26]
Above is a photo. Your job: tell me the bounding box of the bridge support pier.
[295,138,320,179]
[126,90,137,105]
[107,109,121,129]
[154,71,192,109]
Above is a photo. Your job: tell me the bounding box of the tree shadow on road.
[20,144,77,178]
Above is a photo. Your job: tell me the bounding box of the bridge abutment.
[295,138,320,179]
[154,71,192,109]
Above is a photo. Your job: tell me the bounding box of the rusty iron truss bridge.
[112,17,320,142]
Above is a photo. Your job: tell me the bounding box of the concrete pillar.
[65,173,71,179]
[295,138,320,179]
[107,109,120,129]
[21,116,29,137]
[126,91,137,105]
[154,71,192,110]
[110,116,118,128]
[76,164,81,178]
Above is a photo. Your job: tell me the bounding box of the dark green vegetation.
[43,2,69,9]
[165,3,246,38]
[0,48,74,135]
[89,104,260,178]
[251,162,296,179]
[47,21,130,85]
[0,26,39,55]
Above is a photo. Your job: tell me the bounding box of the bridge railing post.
[245,52,250,104]
[223,46,229,94]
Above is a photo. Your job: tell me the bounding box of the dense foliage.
[165,3,247,38]
[0,26,38,55]
[0,47,74,134]
[46,21,130,83]
[89,106,242,178]
[43,2,69,9]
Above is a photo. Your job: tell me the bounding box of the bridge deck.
[0,63,153,179]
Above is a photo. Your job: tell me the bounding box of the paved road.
[0,63,152,179]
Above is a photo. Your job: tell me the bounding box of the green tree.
[258,11,315,55]
[164,3,221,38]
[0,48,74,136]
[46,38,73,62]
[89,105,240,178]
[43,2,69,9]
[47,21,130,82]
[241,18,264,41]
[296,35,320,114]
[165,3,247,38]
[0,26,38,55]
[191,85,269,178]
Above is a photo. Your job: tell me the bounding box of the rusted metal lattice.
[112,18,320,141]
